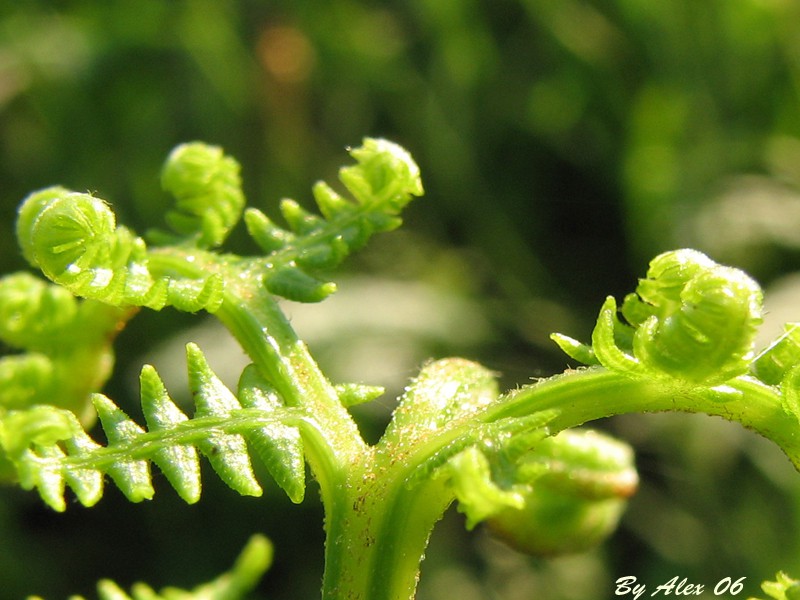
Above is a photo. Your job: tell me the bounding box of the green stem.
[151,250,371,597]
[214,278,366,482]
[149,250,800,600]
[318,450,455,600]
[317,368,800,600]
[491,368,800,468]
[212,265,377,600]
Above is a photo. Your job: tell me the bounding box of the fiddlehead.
[156,141,245,248]
[553,249,763,385]
[480,429,638,556]
[0,272,133,481]
[17,188,224,312]
[17,190,214,312]
[16,139,422,313]
[438,424,637,556]
[244,137,423,302]
[624,249,763,383]
[0,272,80,351]
[0,344,305,511]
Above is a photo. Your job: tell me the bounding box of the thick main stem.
[315,368,800,600]
[317,426,471,600]
[215,286,367,485]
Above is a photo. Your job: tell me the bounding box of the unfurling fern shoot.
[622,249,763,384]
[158,141,245,248]
[16,188,224,312]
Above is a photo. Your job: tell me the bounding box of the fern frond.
[0,354,55,409]
[0,272,79,350]
[16,189,224,313]
[1,344,305,511]
[156,142,245,249]
[244,137,423,302]
[138,364,201,502]
[186,344,263,498]
[26,534,272,600]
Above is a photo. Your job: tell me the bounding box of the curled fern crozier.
[158,141,245,248]
[623,249,763,383]
[554,249,764,386]
[17,188,224,312]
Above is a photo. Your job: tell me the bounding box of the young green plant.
[2,139,800,600]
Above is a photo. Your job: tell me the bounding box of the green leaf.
[61,426,104,507]
[93,394,155,503]
[1,345,305,511]
[0,406,74,458]
[550,332,599,366]
[263,266,337,303]
[237,364,305,503]
[446,446,525,529]
[753,323,800,386]
[334,382,386,408]
[186,344,262,498]
[16,188,224,313]
[139,365,201,504]
[244,137,423,303]
[591,296,641,375]
[243,207,291,253]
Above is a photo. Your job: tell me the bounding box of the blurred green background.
[3,1,800,598]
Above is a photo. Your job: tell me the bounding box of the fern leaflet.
[0,344,305,511]
[244,137,423,302]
